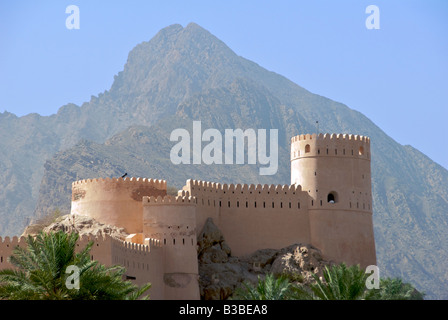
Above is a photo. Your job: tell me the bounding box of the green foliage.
[234,263,424,301]
[294,263,369,300]
[365,277,424,300]
[0,231,151,300]
[232,273,297,300]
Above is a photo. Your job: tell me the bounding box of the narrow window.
[359,146,364,156]
[305,144,311,153]
[327,192,337,203]
[335,149,337,155]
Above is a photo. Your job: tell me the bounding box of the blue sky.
[0,1,447,169]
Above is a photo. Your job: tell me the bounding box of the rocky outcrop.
[21,214,128,239]
[197,218,333,300]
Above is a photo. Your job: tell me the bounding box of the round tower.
[290,133,376,267]
[142,195,200,300]
[70,177,167,234]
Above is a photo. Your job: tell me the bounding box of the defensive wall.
[181,180,311,257]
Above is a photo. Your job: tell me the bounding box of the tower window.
[327,192,338,203]
[359,146,364,156]
[305,144,311,153]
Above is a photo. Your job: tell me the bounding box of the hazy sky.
[0,1,447,169]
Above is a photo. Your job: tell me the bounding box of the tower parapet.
[71,177,167,234]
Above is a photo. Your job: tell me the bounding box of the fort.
[0,133,376,300]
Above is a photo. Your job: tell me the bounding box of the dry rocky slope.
[22,215,332,300]
[1,23,447,299]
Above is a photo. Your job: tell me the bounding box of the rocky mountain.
[0,23,447,299]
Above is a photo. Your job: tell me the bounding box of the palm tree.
[295,263,369,300]
[0,231,151,300]
[233,273,296,300]
[364,277,424,300]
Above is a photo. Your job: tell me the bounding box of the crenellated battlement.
[111,236,162,253]
[290,133,371,161]
[0,236,28,246]
[142,195,196,206]
[291,133,370,143]
[183,179,304,196]
[72,177,167,190]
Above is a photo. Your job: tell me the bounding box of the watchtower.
[290,133,376,267]
[71,177,166,234]
[142,195,200,300]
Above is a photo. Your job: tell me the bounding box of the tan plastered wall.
[142,196,200,300]
[290,133,376,267]
[111,236,165,300]
[183,180,311,257]
[71,177,166,234]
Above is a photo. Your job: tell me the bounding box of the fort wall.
[71,177,167,234]
[182,180,311,256]
[0,236,27,270]
[110,236,165,300]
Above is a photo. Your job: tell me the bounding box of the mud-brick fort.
[0,133,376,300]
